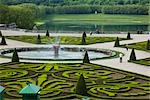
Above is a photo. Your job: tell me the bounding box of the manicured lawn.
[0,62,150,99]
[121,41,150,66]
[6,36,126,45]
[133,58,150,66]
[35,14,150,26]
[122,41,150,52]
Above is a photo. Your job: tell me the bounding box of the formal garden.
[0,0,150,99]
[0,62,150,100]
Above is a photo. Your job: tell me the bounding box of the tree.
[36,34,41,44]
[83,32,87,37]
[114,37,120,47]
[12,48,19,62]
[146,39,150,50]
[83,51,90,63]
[82,32,87,45]
[75,74,87,96]
[0,36,7,45]
[0,30,2,37]
[129,48,136,61]
[127,32,131,39]
[46,30,50,37]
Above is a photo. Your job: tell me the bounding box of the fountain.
[53,36,60,57]
[0,36,117,61]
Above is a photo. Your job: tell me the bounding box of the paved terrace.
[0,30,150,76]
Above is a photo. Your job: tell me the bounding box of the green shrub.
[46,30,50,37]
[37,34,41,44]
[75,74,87,96]
[129,48,136,61]
[0,30,2,37]
[83,51,90,64]
[114,37,120,47]
[12,48,19,62]
[146,40,150,50]
[0,36,7,45]
[127,32,131,39]
[82,32,87,45]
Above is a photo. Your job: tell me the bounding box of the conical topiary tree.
[46,30,50,37]
[36,34,41,44]
[0,30,2,37]
[75,74,87,96]
[146,39,150,50]
[127,32,131,39]
[129,48,136,61]
[0,36,7,45]
[83,51,90,63]
[114,37,120,47]
[12,48,19,62]
[83,32,87,37]
[82,32,86,45]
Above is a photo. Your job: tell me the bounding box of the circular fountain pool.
[0,47,116,61]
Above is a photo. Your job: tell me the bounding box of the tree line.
[0,0,149,5]
[0,4,149,29]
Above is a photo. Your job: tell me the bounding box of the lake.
[38,21,149,32]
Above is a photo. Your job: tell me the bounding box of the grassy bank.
[35,14,150,26]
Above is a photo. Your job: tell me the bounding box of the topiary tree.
[46,30,50,37]
[83,51,90,63]
[0,30,2,37]
[146,39,150,50]
[129,48,136,61]
[0,36,7,45]
[114,37,120,47]
[127,32,131,39]
[82,32,86,45]
[75,74,87,96]
[83,32,87,37]
[12,48,19,62]
[36,34,41,44]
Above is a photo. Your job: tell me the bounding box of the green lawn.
[122,41,150,52]
[35,14,150,26]
[1,62,150,99]
[6,36,126,45]
[121,41,150,66]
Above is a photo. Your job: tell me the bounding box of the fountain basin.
[0,47,117,61]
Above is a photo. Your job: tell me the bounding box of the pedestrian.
[119,53,123,63]
[125,44,128,51]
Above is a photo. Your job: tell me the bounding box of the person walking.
[119,53,123,63]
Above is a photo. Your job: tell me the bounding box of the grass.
[122,41,150,52]
[35,14,150,26]
[121,41,150,66]
[6,36,127,45]
[1,62,149,99]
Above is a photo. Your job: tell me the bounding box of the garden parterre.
[0,62,149,99]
